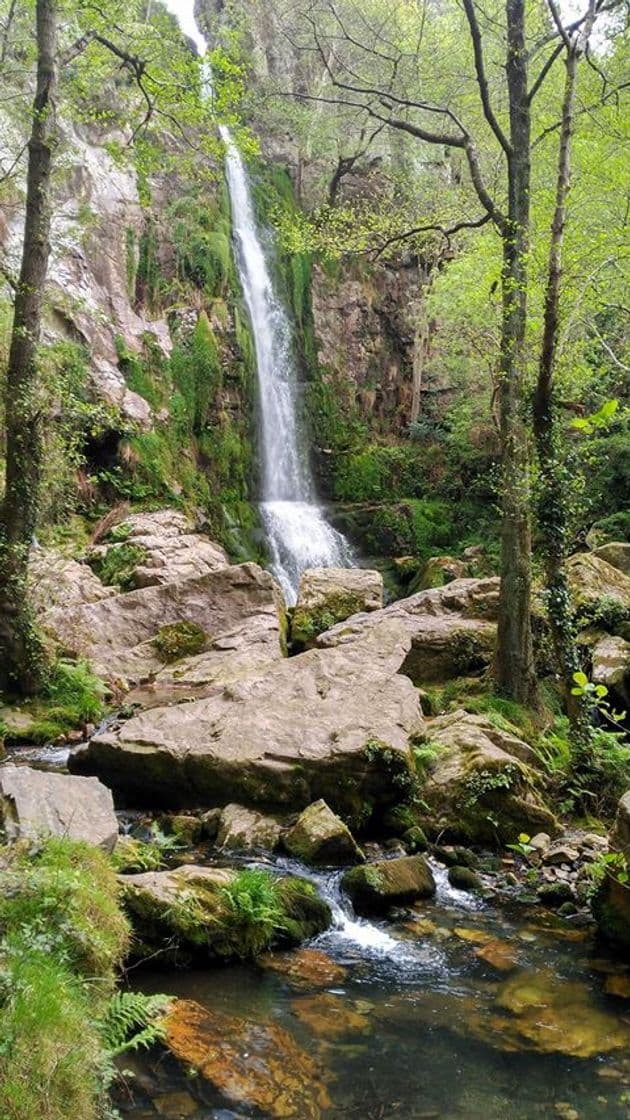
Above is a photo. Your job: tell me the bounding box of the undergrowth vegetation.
[0,838,168,1120]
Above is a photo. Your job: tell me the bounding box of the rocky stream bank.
[1,511,630,1119]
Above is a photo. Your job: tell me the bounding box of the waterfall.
[158,5,353,603]
[219,128,352,603]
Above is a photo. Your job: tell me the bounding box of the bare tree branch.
[461,0,512,155]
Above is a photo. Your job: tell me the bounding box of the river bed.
[116,860,630,1120]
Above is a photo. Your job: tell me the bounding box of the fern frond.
[99,990,171,1057]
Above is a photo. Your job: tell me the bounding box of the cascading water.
[219,129,353,603]
[162,7,353,603]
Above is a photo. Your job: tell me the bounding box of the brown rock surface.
[165,999,331,1118]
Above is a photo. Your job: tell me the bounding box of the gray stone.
[0,764,118,850]
[543,845,581,867]
[591,634,630,704]
[70,621,423,821]
[216,804,283,852]
[284,799,364,865]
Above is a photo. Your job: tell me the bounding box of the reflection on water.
[117,867,630,1120]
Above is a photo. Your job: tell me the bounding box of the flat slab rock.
[128,614,284,708]
[0,764,118,850]
[40,561,284,685]
[316,576,499,684]
[70,620,423,817]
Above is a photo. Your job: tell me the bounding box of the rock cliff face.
[0,118,168,425]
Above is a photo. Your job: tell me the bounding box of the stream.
[117,853,630,1120]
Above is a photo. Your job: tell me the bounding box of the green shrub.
[216,869,287,959]
[88,542,146,590]
[588,511,630,543]
[152,621,206,662]
[576,593,629,634]
[0,838,132,1120]
[44,659,107,727]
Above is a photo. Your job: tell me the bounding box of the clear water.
[119,859,630,1120]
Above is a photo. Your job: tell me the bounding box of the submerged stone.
[258,948,347,990]
[474,938,520,973]
[290,992,371,1039]
[165,999,331,1119]
[492,970,630,1058]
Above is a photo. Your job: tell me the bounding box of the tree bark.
[0,0,57,694]
[495,0,538,705]
[533,46,591,742]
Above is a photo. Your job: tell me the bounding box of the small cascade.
[271,857,452,966]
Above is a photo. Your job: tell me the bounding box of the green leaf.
[572,671,588,687]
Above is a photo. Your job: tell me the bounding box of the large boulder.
[593,791,630,950]
[419,711,558,844]
[292,567,383,647]
[40,562,285,685]
[0,764,118,850]
[87,509,228,589]
[121,864,331,962]
[593,542,630,578]
[342,854,435,914]
[316,577,499,684]
[70,621,423,822]
[284,799,365,866]
[567,552,630,615]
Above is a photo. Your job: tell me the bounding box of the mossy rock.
[275,877,332,944]
[121,865,331,964]
[152,621,207,662]
[292,592,366,648]
[342,855,435,915]
[448,865,483,892]
[283,800,364,866]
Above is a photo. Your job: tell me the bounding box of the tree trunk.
[495,0,538,706]
[0,0,57,694]
[533,47,590,743]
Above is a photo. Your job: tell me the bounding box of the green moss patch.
[152,621,207,662]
